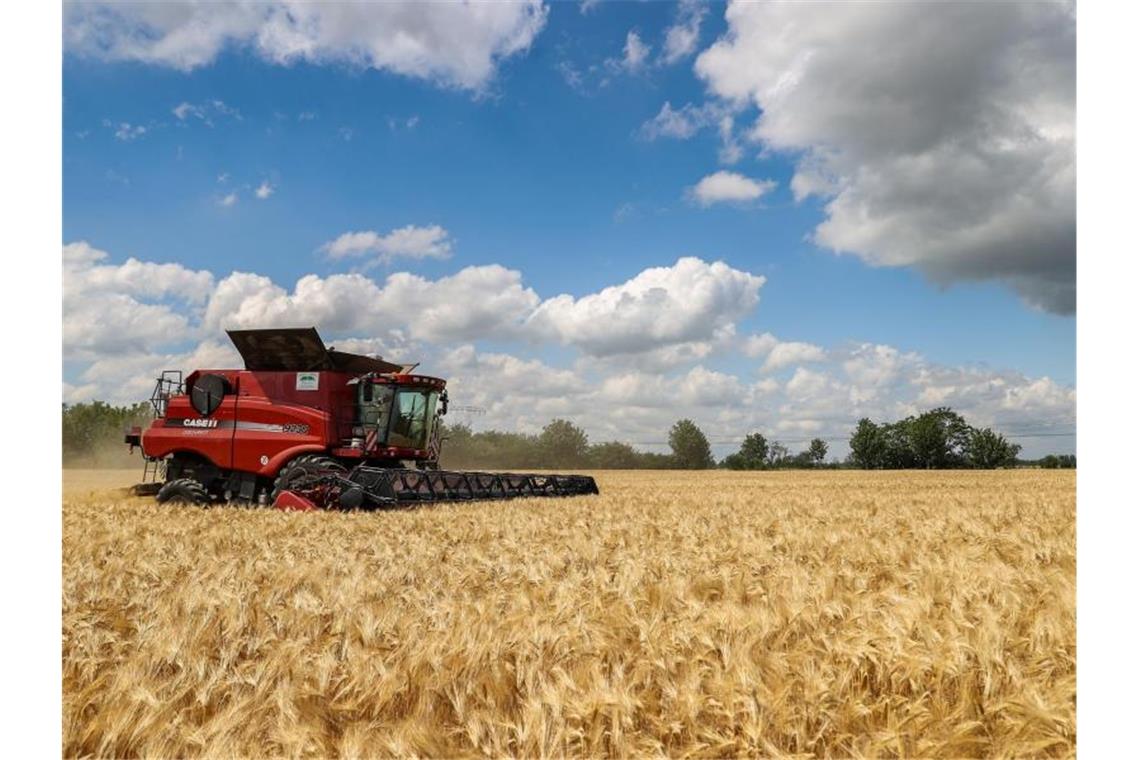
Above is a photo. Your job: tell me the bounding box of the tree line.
[61,401,1072,470]
[62,401,151,465]
[847,407,1023,469]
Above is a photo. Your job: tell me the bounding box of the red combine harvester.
[126,327,598,510]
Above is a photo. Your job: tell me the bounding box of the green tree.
[807,438,828,466]
[721,452,746,470]
[62,401,151,464]
[587,441,642,469]
[766,441,789,468]
[539,419,589,467]
[739,432,769,469]
[907,407,971,469]
[849,418,883,469]
[668,419,714,469]
[723,432,768,470]
[965,427,1021,468]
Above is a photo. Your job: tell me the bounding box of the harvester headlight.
[352,426,364,437]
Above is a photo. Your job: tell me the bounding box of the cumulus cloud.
[65,0,549,91]
[218,192,238,207]
[202,265,541,345]
[320,225,453,264]
[61,242,1073,457]
[526,257,765,357]
[254,180,274,199]
[695,1,1075,312]
[762,341,826,373]
[688,171,776,206]
[63,241,214,359]
[742,332,826,372]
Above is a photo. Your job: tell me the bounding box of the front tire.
[271,455,347,502]
[156,478,210,505]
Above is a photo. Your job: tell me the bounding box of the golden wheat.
[62,469,1075,758]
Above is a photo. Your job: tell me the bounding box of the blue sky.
[61,1,1076,457]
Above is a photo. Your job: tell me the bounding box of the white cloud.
[321,225,453,264]
[717,116,742,165]
[65,1,549,91]
[72,340,242,405]
[172,99,240,126]
[662,0,705,64]
[107,121,146,141]
[622,30,649,71]
[639,102,743,167]
[688,171,776,206]
[202,265,541,345]
[63,241,214,359]
[741,332,778,358]
[526,257,764,357]
[61,242,1073,458]
[695,1,1075,312]
[762,341,826,373]
[639,101,725,141]
[785,367,832,399]
[254,180,274,199]
[219,192,238,207]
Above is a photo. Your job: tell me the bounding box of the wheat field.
[62,469,1075,758]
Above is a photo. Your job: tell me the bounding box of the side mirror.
[362,383,373,402]
[440,391,449,415]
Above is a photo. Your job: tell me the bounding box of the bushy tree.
[724,432,768,470]
[849,418,884,468]
[847,407,1032,471]
[907,407,971,469]
[740,433,769,468]
[539,419,589,467]
[766,441,789,469]
[1040,454,1076,469]
[669,419,714,469]
[807,438,828,466]
[966,427,1022,468]
[587,441,642,469]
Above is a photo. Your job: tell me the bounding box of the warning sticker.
[296,372,319,391]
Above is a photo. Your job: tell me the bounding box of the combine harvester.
[126,328,598,510]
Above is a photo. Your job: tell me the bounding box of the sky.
[61,0,1076,459]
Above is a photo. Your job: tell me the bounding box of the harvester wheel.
[271,456,347,502]
[156,478,210,505]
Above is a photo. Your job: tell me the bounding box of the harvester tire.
[156,478,210,505]
[271,456,347,502]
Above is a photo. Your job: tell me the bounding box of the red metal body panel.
[141,370,241,469]
[139,366,447,478]
[230,370,350,477]
[273,490,318,512]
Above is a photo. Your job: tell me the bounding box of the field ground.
[63,469,1075,758]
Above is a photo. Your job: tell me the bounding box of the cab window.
[389,389,438,449]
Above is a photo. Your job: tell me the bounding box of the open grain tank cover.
[226,327,403,374]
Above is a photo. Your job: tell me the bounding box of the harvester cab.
[127,327,598,510]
